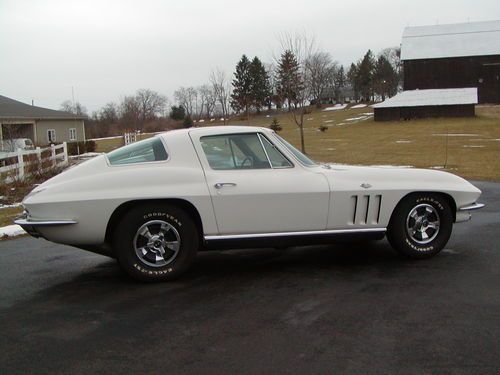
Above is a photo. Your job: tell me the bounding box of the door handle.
[214,182,237,189]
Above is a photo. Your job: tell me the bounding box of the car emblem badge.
[361,183,372,189]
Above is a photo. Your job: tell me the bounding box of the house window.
[47,129,56,143]
[69,128,77,141]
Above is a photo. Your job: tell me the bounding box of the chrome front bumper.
[456,202,485,223]
[14,214,77,238]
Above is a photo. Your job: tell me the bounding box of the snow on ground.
[210,119,215,122]
[324,120,334,123]
[0,225,25,238]
[89,135,123,141]
[431,166,445,169]
[0,202,22,209]
[69,152,103,159]
[307,118,314,121]
[323,104,348,111]
[433,133,479,137]
[396,140,412,144]
[463,145,485,148]
[198,119,205,123]
[351,104,367,109]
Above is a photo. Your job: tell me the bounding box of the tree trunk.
[300,125,305,154]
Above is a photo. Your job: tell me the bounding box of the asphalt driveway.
[0,181,499,374]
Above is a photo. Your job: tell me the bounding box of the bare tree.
[135,89,167,127]
[60,100,87,115]
[198,84,216,119]
[275,31,317,153]
[174,87,198,118]
[99,102,118,124]
[119,96,141,130]
[305,52,338,106]
[210,68,231,124]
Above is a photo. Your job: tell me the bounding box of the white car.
[16,126,484,281]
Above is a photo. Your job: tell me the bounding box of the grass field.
[94,105,499,181]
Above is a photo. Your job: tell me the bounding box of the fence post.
[17,150,25,180]
[36,146,42,164]
[50,144,56,167]
[62,142,68,166]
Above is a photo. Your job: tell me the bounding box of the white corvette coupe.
[16,126,484,281]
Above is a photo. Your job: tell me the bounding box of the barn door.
[480,64,500,103]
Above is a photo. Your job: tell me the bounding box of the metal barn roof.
[401,20,500,60]
[0,95,86,120]
[372,88,478,108]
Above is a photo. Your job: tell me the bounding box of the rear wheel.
[113,204,198,281]
[387,194,453,259]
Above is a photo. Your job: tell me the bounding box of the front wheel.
[387,194,453,259]
[113,204,198,281]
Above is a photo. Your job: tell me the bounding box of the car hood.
[321,163,481,195]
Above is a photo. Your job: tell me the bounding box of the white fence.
[124,132,138,145]
[0,143,69,181]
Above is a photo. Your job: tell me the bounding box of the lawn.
[208,104,500,181]
[92,105,500,181]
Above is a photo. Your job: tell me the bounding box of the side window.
[201,133,271,170]
[47,129,56,143]
[69,128,77,141]
[107,137,168,165]
[259,134,293,168]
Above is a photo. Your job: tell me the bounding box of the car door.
[190,130,330,235]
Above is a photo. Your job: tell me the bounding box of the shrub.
[183,116,193,128]
[318,125,328,132]
[269,118,282,132]
[67,141,97,155]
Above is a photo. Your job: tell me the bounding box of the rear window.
[107,137,168,166]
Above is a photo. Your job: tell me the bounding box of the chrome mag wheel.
[406,203,440,244]
[133,220,181,267]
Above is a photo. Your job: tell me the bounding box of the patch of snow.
[396,140,412,144]
[431,166,445,169]
[463,145,485,148]
[307,118,314,121]
[323,104,348,111]
[265,115,270,118]
[0,225,25,238]
[337,123,346,126]
[0,202,22,209]
[210,118,215,122]
[433,133,479,137]
[325,148,336,151]
[324,120,334,123]
[220,118,225,121]
[69,152,103,159]
[351,104,367,109]
[88,135,123,141]
[198,119,205,123]
[360,112,374,116]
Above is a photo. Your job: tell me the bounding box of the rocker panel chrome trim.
[204,228,386,241]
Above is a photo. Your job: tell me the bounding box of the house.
[0,95,86,147]
[401,20,500,103]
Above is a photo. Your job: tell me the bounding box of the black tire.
[387,193,453,259]
[112,204,198,281]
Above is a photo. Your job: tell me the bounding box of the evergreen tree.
[230,55,252,117]
[249,57,271,113]
[374,55,398,101]
[276,50,302,110]
[334,65,346,102]
[356,50,376,102]
[169,105,186,120]
[347,63,359,101]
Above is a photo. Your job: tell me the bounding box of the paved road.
[1,181,499,375]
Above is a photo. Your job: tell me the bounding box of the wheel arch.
[105,198,205,246]
[389,191,457,226]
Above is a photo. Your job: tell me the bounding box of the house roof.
[0,95,86,120]
[372,88,478,108]
[401,20,500,60]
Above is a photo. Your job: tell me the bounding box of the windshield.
[274,135,316,166]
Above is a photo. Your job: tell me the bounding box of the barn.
[401,20,500,103]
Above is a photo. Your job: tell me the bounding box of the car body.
[16,126,484,281]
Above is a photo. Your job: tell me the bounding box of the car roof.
[159,125,272,139]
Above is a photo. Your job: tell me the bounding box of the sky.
[1,0,499,112]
